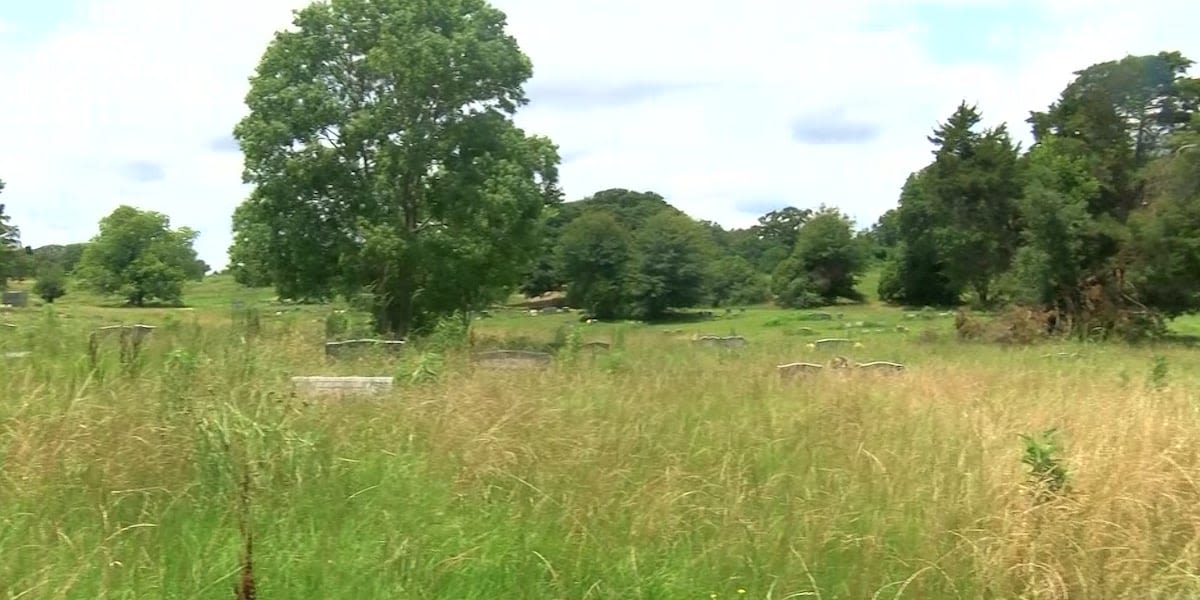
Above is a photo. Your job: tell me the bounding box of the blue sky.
[1,0,1198,270]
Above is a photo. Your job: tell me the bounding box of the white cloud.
[0,0,1197,270]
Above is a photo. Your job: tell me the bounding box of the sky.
[1,0,1198,271]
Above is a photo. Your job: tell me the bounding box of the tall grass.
[4,308,1200,598]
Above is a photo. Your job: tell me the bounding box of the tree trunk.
[974,280,990,308]
[374,278,415,339]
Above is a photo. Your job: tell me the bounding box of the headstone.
[856,361,906,374]
[2,291,28,307]
[324,339,406,359]
[1,322,14,329]
[777,362,823,378]
[92,323,156,343]
[292,376,394,396]
[88,324,156,369]
[803,312,833,321]
[472,349,553,369]
[811,338,859,350]
[812,338,854,350]
[3,351,30,359]
[695,335,747,348]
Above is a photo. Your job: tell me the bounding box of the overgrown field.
[5,294,1200,598]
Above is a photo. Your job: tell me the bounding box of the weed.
[1019,428,1069,503]
[1150,355,1169,391]
[408,351,444,384]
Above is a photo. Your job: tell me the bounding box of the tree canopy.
[75,206,204,306]
[0,180,20,289]
[231,0,560,336]
[874,50,1200,338]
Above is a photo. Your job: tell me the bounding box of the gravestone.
[855,361,907,374]
[777,362,823,378]
[324,339,406,360]
[3,351,30,359]
[292,376,394,396]
[472,349,553,369]
[88,324,156,370]
[2,291,28,307]
[812,338,854,350]
[695,335,747,348]
[582,341,611,351]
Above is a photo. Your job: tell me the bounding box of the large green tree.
[232,0,560,336]
[518,189,681,297]
[879,103,1023,307]
[1015,52,1200,334]
[877,171,961,306]
[626,211,714,318]
[706,255,770,307]
[555,211,632,319]
[75,206,204,306]
[772,207,867,308]
[924,103,1023,304]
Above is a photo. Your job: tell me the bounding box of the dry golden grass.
[3,305,1200,597]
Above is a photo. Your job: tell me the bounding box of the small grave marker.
[472,349,553,369]
[88,324,156,370]
[694,335,747,348]
[812,338,855,350]
[777,362,823,378]
[855,361,907,374]
[292,376,394,396]
[324,339,406,359]
[2,291,28,307]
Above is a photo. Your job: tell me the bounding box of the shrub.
[33,263,66,303]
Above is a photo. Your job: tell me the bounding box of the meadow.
[5,276,1200,598]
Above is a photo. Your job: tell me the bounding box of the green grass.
[5,276,1200,597]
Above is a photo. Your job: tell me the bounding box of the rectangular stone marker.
[695,335,747,347]
[291,376,394,395]
[325,339,406,359]
[777,362,823,378]
[2,291,28,307]
[3,351,30,359]
[472,350,553,369]
[855,361,906,374]
[812,338,854,350]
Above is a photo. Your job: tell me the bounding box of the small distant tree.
[34,263,66,303]
[556,211,632,319]
[75,205,203,306]
[771,207,867,308]
[0,179,20,288]
[626,211,714,319]
[708,255,770,307]
[9,246,35,281]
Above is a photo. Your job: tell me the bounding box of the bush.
[33,264,66,303]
